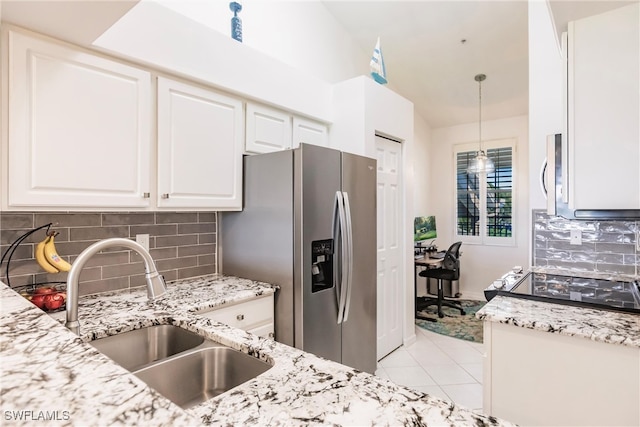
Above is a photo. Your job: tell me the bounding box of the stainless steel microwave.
[543,134,640,220]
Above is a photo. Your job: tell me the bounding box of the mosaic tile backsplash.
[533,210,640,277]
[0,211,217,296]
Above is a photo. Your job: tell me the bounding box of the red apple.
[44,293,65,311]
[34,287,55,295]
[30,294,47,309]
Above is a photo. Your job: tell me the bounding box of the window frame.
[453,138,517,247]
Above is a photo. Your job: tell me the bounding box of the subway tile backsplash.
[533,210,639,277]
[0,211,217,296]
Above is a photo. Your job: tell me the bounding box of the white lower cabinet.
[483,321,640,426]
[198,294,274,339]
[6,30,152,209]
[157,77,243,210]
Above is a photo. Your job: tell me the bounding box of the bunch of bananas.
[35,233,72,273]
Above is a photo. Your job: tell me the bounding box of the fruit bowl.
[17,284,67,313]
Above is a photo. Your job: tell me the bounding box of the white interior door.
[376,135,403,360]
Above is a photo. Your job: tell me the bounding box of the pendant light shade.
[467,74,495,174]
[467,150,494,174]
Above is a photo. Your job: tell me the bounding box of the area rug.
[415,299,486,343]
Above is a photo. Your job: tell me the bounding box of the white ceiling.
[0,1,137,46]
[2,0,635,129]
[323,0,530,128]
[323,0,637,128]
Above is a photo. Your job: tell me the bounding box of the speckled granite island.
[477,292,640,427]
[1,274,513,426]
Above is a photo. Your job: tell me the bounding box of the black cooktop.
[497,272,640,315]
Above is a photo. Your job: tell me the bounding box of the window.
[454,139,515,246]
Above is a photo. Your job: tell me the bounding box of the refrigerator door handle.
[342,191,354,322]
[333,191,348,324]
[332,191,341,322]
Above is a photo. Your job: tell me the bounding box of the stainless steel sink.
[134,346,272,409]
[90,324,204,371]
[90,324,273,408]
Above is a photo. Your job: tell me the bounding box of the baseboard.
[404,332,417,347]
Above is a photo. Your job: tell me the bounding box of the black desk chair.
[417,241,465,319]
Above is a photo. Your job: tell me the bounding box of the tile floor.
[375,325,484,412]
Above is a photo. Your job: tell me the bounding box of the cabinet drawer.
[248,323,274,339]
[198,295,273,330]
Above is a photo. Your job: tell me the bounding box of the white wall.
[93,2,331,121]
[156,0,369,85]
[330,76,414,156]
[93,1,372,123]
[429,115,530,300]
[413,112,432,216]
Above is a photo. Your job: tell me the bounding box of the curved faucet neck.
[65,238,167,335]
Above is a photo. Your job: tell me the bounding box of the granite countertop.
[477,295,640,348]
[1,274,514,426]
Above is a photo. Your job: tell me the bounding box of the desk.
[414,254,442,321]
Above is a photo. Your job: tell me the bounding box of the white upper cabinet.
[245,102,292,153]
[4,28,330,211]
[292,116,329,149]
[157,77,243,210]
[566,3,640,210]
[6,30,152,209]
[244,102,329,154]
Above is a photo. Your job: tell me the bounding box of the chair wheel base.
[438,312,444,318]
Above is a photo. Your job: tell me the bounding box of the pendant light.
[467,73,495,174]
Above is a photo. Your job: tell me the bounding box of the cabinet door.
[567,4,640,210]
[292,116,329,149]
[157,77,243,210]
[245,102,292,153]
[6,31,152,208]
[485,321,640,426]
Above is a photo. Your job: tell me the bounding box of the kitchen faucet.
[65,238,167,335]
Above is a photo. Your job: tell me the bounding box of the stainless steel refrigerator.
[221,144,377,374]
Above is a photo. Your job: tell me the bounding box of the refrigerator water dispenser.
[311,239,334,293]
